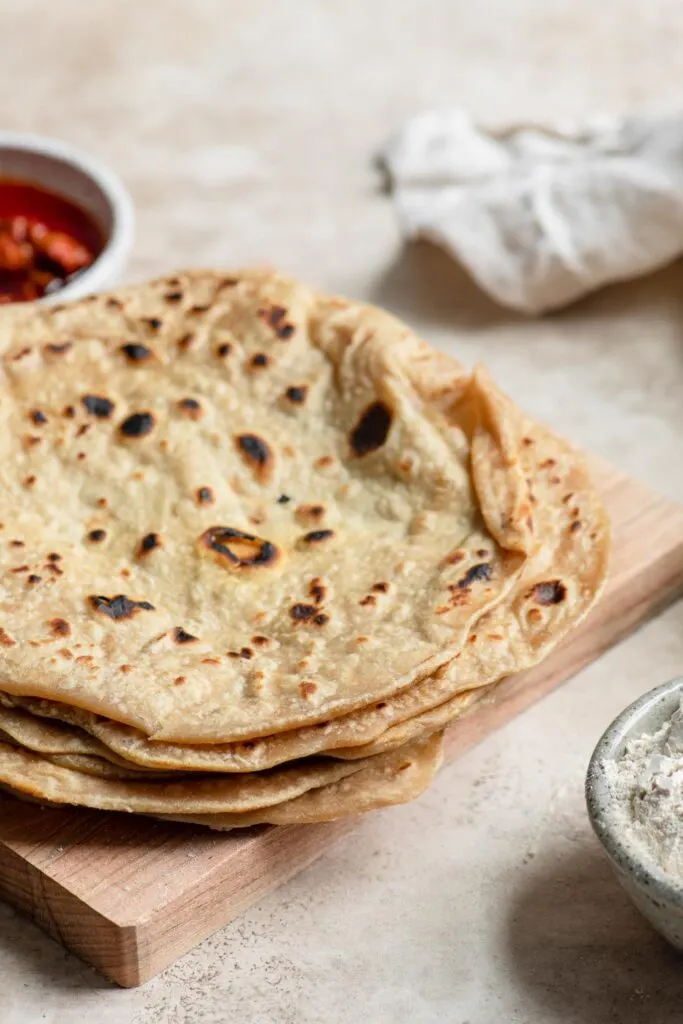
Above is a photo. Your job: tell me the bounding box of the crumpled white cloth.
[380,108,683,314]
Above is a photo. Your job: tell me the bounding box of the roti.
[0,270,538,742]
[0,380,608,770]
[0,732,444,829]
[160,731,444,829]
[42,753,181,781]
[0,739,380,814]
[0,732,439,819]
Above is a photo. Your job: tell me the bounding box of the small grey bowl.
[586,676,683,951]
[0,131,134,303]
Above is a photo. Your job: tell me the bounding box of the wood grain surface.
[0,458,681,987]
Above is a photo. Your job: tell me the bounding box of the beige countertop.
[3,2,683,1021]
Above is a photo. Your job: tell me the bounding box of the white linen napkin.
[380,108,683,314]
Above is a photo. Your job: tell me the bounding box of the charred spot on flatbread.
[234,433,274,483]
[198,526,280,570]
[88,595,155,620]
[350,402,393,457]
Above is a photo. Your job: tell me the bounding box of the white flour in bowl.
[603,700,683,878]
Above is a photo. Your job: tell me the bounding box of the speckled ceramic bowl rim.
[0,131,134,303]
[586,676,683,906]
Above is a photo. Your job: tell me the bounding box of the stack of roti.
[0,269,609,829]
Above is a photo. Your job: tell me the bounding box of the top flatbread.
[0,386,609,770]
[0,270,539,742]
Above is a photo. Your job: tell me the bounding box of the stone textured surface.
[3,1,683,1020]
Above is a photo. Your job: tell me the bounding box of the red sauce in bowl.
[0,180,103,304]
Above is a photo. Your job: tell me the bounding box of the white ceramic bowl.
[0,132,134,303]
[586,677,683,951]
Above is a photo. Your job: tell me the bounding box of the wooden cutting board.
[0,458,682,987]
